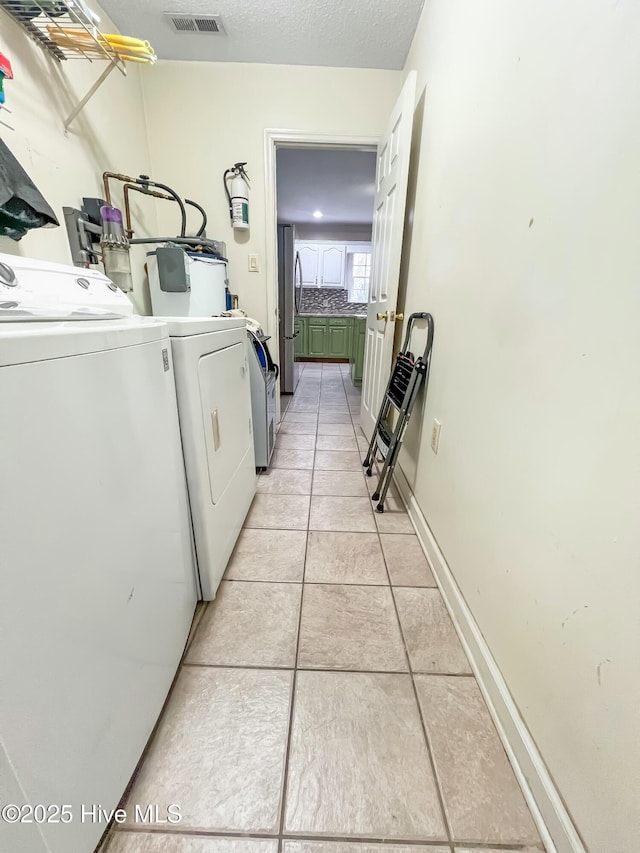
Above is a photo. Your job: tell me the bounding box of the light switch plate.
[248,253,259,272]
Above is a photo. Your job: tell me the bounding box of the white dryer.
[0,255,196,853]
[166,317,257,599]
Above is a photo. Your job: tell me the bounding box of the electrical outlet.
[431,419,442,454]
[248,253,259,272]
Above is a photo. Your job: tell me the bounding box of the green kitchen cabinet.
[296,315,359,361]
[350,317,366,385]
[294,317,306,357]
[307,320,328,357]
[327,318,352,358]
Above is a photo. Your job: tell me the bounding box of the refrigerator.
[277,224,303,394]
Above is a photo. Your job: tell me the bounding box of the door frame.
[263,130,378,419]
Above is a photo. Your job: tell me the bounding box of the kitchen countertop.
[298,313,367,319]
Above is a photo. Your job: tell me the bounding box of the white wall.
[399,2,640,851]
[0,5,157,313]
[141,62,400,328]
[293,223,372,242]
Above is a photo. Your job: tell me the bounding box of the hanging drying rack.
[0,1,127,130]
[0,104,13,130]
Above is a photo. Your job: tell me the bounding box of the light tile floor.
[103,362,543,853]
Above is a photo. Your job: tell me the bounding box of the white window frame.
[347,250,372,303]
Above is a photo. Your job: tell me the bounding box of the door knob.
[391,312,404,322]
[376,312,389,322]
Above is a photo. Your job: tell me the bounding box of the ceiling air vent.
[165,13,225,34]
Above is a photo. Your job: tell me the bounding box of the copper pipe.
[102,171,138,207]
[123,183,174,239]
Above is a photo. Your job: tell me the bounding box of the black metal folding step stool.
[363,312,435,512]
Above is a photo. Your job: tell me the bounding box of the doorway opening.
[265,136,378,422]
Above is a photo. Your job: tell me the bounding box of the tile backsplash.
[300,287,367,315]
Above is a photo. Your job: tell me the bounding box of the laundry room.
[1,3,639,853]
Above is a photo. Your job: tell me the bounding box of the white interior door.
[361,71,416,438]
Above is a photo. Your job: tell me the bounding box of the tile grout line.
[281,369,348,846]
[183,662,296,672]
[293,375,446,850]
[223,577,441,590]
[183,661,478,678]
[247,525,417,535]
[184,600,210,655]
[275,376,318,850]
[375,505,455,852]
[119,823,540,849]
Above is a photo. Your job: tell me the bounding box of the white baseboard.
[392,464,586,853]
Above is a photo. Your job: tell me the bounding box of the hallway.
[104,363,542,853]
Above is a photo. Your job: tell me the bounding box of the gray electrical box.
[157,246,191,293]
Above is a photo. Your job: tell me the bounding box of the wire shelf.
[0,1,137,129]
[0,1,126,71]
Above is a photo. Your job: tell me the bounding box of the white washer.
[0,255,196,853]
[165,316,257,599]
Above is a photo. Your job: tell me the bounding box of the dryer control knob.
[0,262,17,286]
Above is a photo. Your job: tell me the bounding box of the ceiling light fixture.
[313,210,323,219]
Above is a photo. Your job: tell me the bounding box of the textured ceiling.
[99,0,424,68]
[276,148,376,225]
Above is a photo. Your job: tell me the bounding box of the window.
[347,252,371,303]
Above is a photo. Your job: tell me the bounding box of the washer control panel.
[0,253,134,319]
